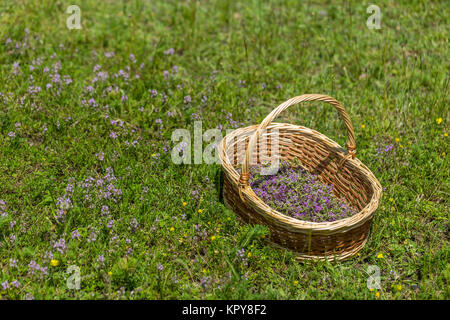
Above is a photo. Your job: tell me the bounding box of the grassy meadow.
[0,0,448,299]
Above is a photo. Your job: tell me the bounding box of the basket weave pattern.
[218,94,382,261]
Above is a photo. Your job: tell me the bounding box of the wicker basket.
[218,94,382,261]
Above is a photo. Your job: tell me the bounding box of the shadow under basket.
[218,94,382,261]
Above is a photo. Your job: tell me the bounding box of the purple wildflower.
[97,255,105,264]
[10,259,17,267]
[96,151,104,161]
[2,281,10,290]
[164,48,175,55]
[109,131,118,139]
[72,229,80,239]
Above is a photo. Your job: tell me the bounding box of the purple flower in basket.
[245,160,357,222]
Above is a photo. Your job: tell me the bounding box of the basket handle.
[239,94,356,195]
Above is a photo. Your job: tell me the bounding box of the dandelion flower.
[293,280,299,285]
[436,118,443,125]
[361,124,365,129]
[375,291,380,298]
[182,201,187,206]
[396,285,402,291]
[50,259,59,267]
[377,253,384,259]
[169,227,174,232]
[389,198,394,202]
[108,271,112,276]
[210,235,216,241]
[395,138,400,142]
[198,209,203,213]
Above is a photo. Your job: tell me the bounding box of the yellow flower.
[202,268,206,273]
[108,271,112,276]
[361,124,366,129]
[396,285,402,291]
[375,291,380,298]
[389,198,394,202]
[395,138,400,142]
[293,280,299,285]
[436,118,443,125]
[151,153,156,157]
[169,227,174,232]
[198,209,203,213]
[247,252,252,258]
[210,235,216,241]
[227,217,231,221]
[377,253,384,259]
[50,259,59,267]
[444,133,448,137]
[182,201,187,206]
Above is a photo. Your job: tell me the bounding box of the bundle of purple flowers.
[248,160,356,222]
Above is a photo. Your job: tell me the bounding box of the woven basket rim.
[218,122,382,233]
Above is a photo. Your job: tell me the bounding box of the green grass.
[0,0,448,299]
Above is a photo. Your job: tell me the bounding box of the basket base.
[224,194,370,262]
[266,236,369,262]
